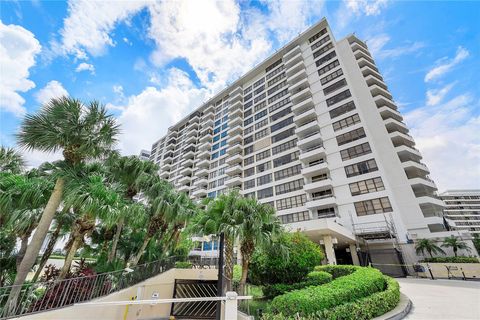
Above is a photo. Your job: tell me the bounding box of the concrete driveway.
[397,278,480,320]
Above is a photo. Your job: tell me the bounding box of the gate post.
[224,291,238,320]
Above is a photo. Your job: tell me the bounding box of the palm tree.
[7,97,119,310]
[0,146,25,174]
[195,190,243,291]
[441,236,471,257]
[415,238,446,258]
[106,155,158,263]
[236,198,282,294]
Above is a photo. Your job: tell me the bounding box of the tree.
[441,236,471,257]
[415,238,446,258]
[473,234,480,256]
[0,146,25,174]
[105,155,158,263]
[7,97,119,311]
[236,198,282,294]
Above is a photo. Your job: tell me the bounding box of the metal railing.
[0,257,184,319]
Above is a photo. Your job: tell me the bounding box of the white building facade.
[440,190,480,235]
[149,19,472,268]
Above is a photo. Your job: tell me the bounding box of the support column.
[323,235,337,265]
[349,244,360,266]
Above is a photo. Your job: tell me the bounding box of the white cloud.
[59,0,146,58]
[425,46,469,82]
[367,33,424,59]
[21,149,63,169]
[34,80,69,104]
[0,21,41,116]
[75,62,95,74]
[404,94,480,190]
[345,0,389,16]
[426,83,455,106]
[114,68,209,155]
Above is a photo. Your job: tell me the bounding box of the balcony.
[178,185,190,193]
[285,60,305,77]
[195,168,209,178]
[365,74,387,91]
[186,128,198,138]
[355,50,375,66]
[225,175,242,187]
[194,177,208,187]
[304,178,333,192]
[290,86,311,104]
[183,150,195,159]
[178,175,192,185]
[378,105,402,122]
[361,64,382,80]
[285,52,303,70]
[301,161,328,177]
[293,107,316,125]
[199,132,213,143]
[187,121,199,131]
[226,153,243,165]
[228,134,242,145]
[297,131,322,149]
[306,194,336,210]
[180,167,193,176]
[356,57,378,73]
[159,171,169,179]
[295,120,320,138]
[230,86,243,97]
[230,100,242,112]
[299,145,326,162]
[373,95,397,110]
[197,150,210,159]
[229,90,242,104]
[384,118,409,134]
[201,117,214,128]
[197,159,210,168]
[161,162,172,170]
[229,116,243,128]
[183,159,194,167]
[370,84,393,100]
[228,143,243,155]
[198,141,212,151]
[417,196,445,208]
[402,160,429,175]
[192,188,207,198]
[409,177,437,190]
[284,45,301,64]
[396,145,422,161]
[228,123,243,136]
[163,155,173,164]
[226,164,242,176]
[165,143,174,151]
[287,68,308,85]
[229,107,243,119]
[185,135,196,144]
[289,77,309,94]
[390,131,415,147]
[292,96,314,115]
[351,42,371,57]
[204,104,214,114]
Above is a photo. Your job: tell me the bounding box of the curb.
[374,293,412,320]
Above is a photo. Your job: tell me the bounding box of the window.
[354,197,393,216]
[244,109,252,118]
[244,100,253,109]
[244,179,255,190]
[254,85,265,95]
[313,42,334,59]
[336,127,366,146]
[275,179,304,195]
[217,177,225,186]
[266,64,285,80]
[272,138,297,155]
[279,211,310,224]
[349,177,385,196]
[257,173,272,186]
[244,126,254,135]
[320,68,343,85]
[254,77,265,88]
[267,80,287,95]
[269,97,290,113]
[315,51,336,67]
[318,60,340,76]
[345,159,378,177]
[244,145,253,155]
[311,189,333,199]
[265,59,282,73]
[267,72,286,87]
[254,101,266,113]
[255,128,269,140]
[276,194,307,210]
[329,101,356,119]
[309,28,327,43]
[272,128,295,143]
[257,187,273,199]
[273,151,299,167]
[256,161,271,173]
[244,117,253,126]
[268,89,288,104]
[274,164,302,181]
[256,149,271,161]
[255,118,269,130]
[323,79,348,95]
[244,156,254,166]
[244,167,254,177]
[311,35,330,51]
[271,117,293,132]
[209,181,217,189]
[254,93,266,103]
[270,107,292,122]
[317,207,336,218]
[244,191,255,198]
[333,114,361,131]
[243,93,252,102]
[255,109,268,121]
[327,90,351,106]
[244,135,253,145]
[340,142,372,161]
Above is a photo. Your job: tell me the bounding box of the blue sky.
[0,0,479,190]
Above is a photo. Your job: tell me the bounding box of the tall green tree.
[0,146,25,174]
[236,198,282,294]
[415,238,446,258]
[441,236,471,257]
[7,97,119,311]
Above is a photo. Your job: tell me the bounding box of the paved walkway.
[397,278,480,320]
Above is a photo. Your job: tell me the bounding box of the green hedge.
[269,267,385,316]
[314,265,359,278]
[262,276,400,320]
[263,271,332,298]
[174,261,192,269]
[421,256,479,263]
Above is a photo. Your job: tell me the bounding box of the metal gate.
[369,248,408,277]
[171,279,218,319]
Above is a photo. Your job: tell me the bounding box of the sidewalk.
[397,278,480,320]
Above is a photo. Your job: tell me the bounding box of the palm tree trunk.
[454,248,458,257]
[32,223,62,282]
[238,240,254,295]
[6,177,64,315]
[59,236,82,279]
[130,235,151,266]
[16,235,30,271]
[108,218,124,263]
[224,237,234,292]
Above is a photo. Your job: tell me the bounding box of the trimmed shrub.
[269,267,386,316]
[263,271,332,298]
[249,232,324,285]
[261,277,400,320]
[174,261,192,269]
[314,265,359,278]
[421,256,479,263]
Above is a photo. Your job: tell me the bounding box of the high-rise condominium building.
[440,190,480,235]
[149,18,474,268]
